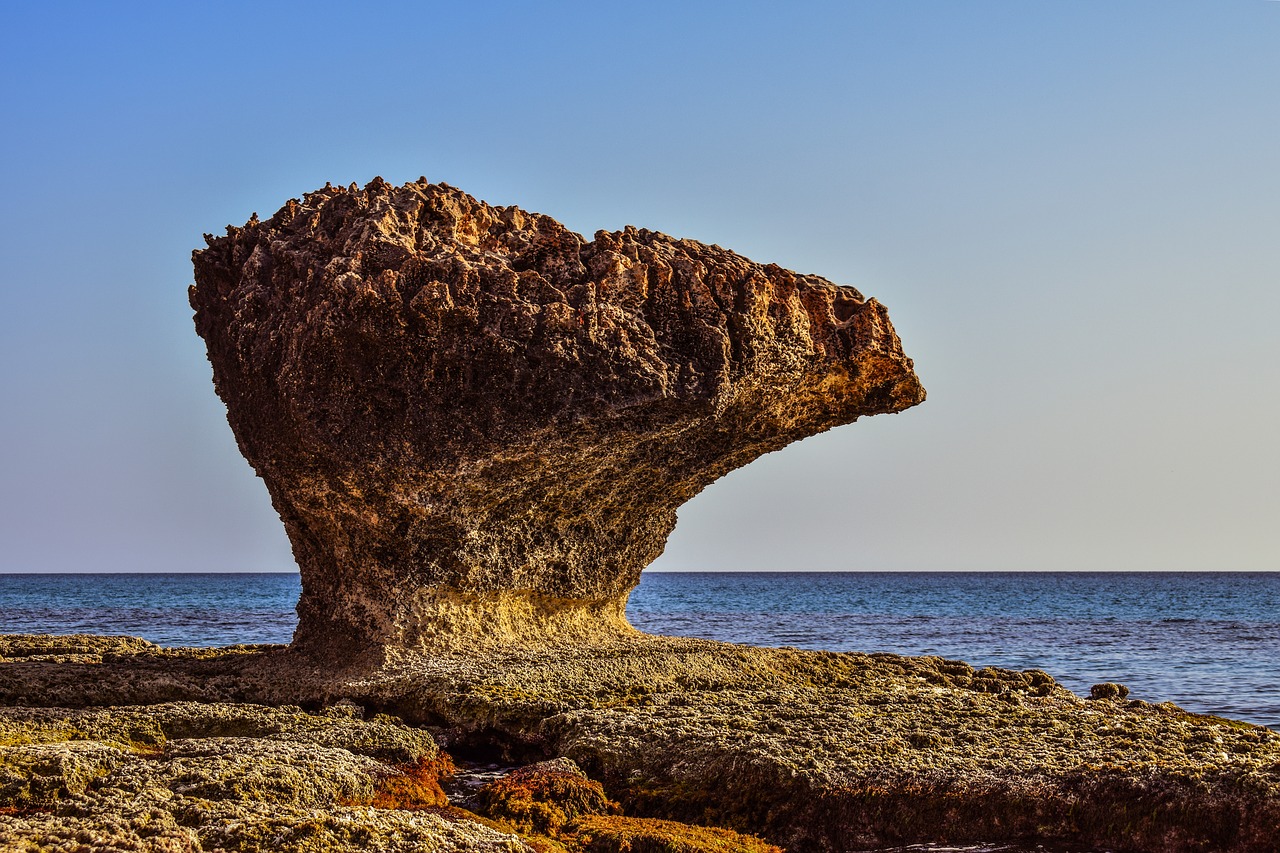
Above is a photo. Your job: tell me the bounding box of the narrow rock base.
[292,590,638,654]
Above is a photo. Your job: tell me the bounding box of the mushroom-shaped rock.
[190,179,925,653]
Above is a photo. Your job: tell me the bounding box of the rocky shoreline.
[9,181,1271,850]
[3,633,1278,852]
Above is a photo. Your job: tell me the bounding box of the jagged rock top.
[191,178,924,651]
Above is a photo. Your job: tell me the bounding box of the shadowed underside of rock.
[190,178,924,652]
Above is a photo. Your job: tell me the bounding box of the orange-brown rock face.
[190,179,924,653]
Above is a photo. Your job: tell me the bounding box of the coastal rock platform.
[3,634,1278,852]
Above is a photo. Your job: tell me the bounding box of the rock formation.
[190,178,924,652]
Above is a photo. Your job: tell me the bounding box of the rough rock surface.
[4,635,1279,852]
[0,699,524,852]
[473,758,782,853]
[189,179,924,651]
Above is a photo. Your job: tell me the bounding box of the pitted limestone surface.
[0,700,524,853]
[4,636,1280,851]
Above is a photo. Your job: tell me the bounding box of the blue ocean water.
[0,572,298,648]
[630,571,1280,729]
[1,571,1276,729]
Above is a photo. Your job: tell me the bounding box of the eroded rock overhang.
[190,178,925,652]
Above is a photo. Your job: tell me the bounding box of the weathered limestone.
[0,699,520,853]
[190,179,924,652]
[3,636,1279,852]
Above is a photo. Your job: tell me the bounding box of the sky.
[0,1,1276,574]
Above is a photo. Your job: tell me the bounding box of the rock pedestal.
[190,179,924,653]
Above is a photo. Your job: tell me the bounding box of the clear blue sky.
[1,1,1277,573]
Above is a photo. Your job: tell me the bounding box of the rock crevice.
[191,179,924,651]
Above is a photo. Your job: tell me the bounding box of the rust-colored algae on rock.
[571,816,784,853]
[476,758,620,836]
[368,753,456,810]
[472,758,781,853]
[189,178,924,653]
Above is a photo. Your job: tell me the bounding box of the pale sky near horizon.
[1,1,1277,574]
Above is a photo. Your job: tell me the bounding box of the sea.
[0,571,1277,730]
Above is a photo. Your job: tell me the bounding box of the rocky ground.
[3,634,1278,852]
